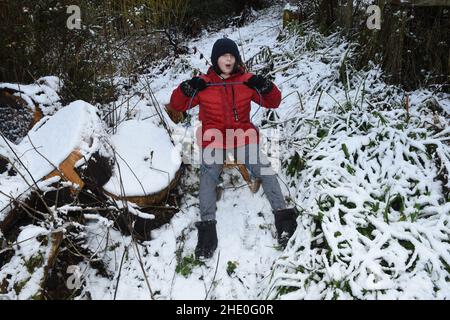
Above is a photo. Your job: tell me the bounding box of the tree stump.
[282,3,305,28]
[0,88,42,144]
[0,101,113,236]
[104,168,182,208]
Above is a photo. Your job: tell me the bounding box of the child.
[170,37,297,259]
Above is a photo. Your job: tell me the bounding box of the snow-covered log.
[0,88,42,144]
[0,76,62,114]
[103,119,182,207]
[0,76,62,144]
[0,100,113,234]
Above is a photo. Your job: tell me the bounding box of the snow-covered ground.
[1,4,448,300]
[79,7,290,300]
[79,5,449,300]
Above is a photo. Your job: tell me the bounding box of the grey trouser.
[199,144,286,221]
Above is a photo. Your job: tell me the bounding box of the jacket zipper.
[231,85,238,122]
[218,74,240,127]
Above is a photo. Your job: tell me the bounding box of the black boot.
[273,208,298,248]
[195,220,218,259]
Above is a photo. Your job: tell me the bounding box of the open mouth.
[225,64,232,68]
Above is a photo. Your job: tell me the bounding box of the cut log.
[0,101,112,234]
[15,100,110,187]
[102,119,183,238]
[44,149,84,190]
[282,3,304,28]
[104,168,182,207]
[103,119,182,203]
[0,89,42,144]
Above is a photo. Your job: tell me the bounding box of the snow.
[14,225,49,259]
[18,100,103,181]
[103,119,181,196]
[0,225,52,300]
[80,181,282,300]
[1,4,449,300]
[0,76,62,114]
[283,3,299,12]
[0,100,107,222]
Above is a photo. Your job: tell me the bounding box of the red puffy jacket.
[169,66,281,149]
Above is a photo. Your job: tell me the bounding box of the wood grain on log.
[104,167,182,207]
[44,150,84,190]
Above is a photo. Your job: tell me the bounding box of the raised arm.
[169,79,203,112]
[246,75,282,109]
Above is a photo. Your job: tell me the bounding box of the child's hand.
[181,77,207,97]
[244,75,273,94]
[188,77,207,91]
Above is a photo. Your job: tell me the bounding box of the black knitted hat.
[210,38,242,69]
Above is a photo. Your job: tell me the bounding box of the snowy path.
[156,178,281,300]
[82,170,284,300]
[81,6,287,300]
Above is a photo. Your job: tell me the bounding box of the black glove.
[181,77,207,97]
[245,75,273,94]
[189,77,207,90]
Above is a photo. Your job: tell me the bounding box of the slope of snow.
[77,4,448,300]
[76,6,289,300]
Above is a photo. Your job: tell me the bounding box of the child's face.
[217,53,236,75]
